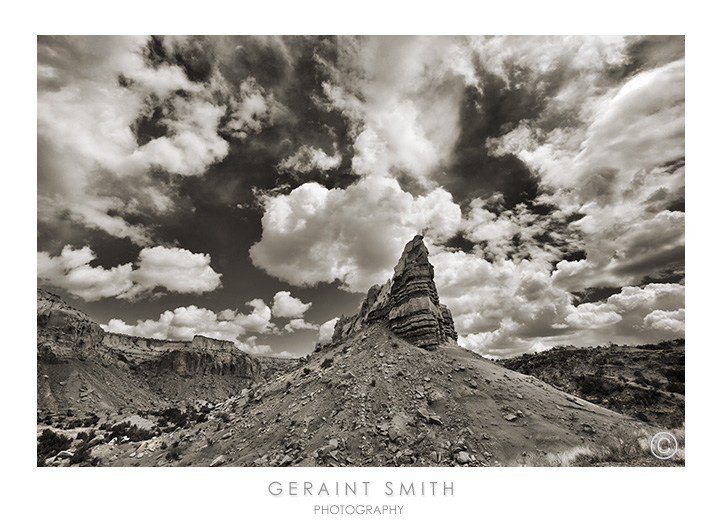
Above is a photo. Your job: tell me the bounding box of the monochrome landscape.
[37,35,684,467]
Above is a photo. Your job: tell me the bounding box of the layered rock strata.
[37,288,260,379]
[333,235,457,349]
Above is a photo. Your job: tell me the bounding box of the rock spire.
[332,235,457,349]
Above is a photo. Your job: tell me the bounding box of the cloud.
[37,245,222,301]
[101,300,275,346]
[317,317,339,345]
[224,76,286,139]
[271,291,312,318]
[276,145,342,175]
[576,59,684,178]
[283,319,319,333]
[236,336,273,355]
[433,244,684,357]
[37,36,232,244]
[565,303,623,328]
[316,36,475,188]
[38,246,134,302]
[432,248,572,340]
[250,176,462,292]
[643,309,685,334]
[38,36,685,360]
[461,196,573,265]
[123,97,229,177]
[552,209,685,292]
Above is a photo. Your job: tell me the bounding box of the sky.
[36,35,685,358]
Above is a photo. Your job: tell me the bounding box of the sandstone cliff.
[37,288,260,380]
[37,289,109,363]
[332,235,458,349]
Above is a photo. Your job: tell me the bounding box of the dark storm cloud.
[437,40,603,208]
[439,76,542,208]
[185,36,360,211]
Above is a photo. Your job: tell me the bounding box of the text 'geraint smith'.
[268,481,454,496]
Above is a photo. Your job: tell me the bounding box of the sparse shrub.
[634,411,649,422]
[662,367,685,384]
[37,429,72,466]
[667,381,685,394]
[321,358,333,369]
[647,377,663,390]
[76,430,96,441]
[69,436,99,466]
[633,370,650,385]
[165,444,183,461]
[106,422,156,443]
[576,374,615,399]
[152,406,213,430]
[83,414,100,427]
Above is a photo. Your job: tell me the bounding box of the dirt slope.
[53,324,677,468]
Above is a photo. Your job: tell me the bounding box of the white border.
[7,3,720,526]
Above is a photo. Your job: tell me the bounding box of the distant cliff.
[332,235,457,349]
[37,288,261,380]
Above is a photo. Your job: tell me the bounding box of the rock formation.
[332,235,457,349]
[37,289,108,363]
[37,288,260,379]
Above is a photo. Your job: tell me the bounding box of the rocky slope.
[333,235,457,349]
[500,341,685,428]
[37,288,262,415]
[41,324,679,467]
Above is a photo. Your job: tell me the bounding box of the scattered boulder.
[210,455,226,467]
[455,451,472,464]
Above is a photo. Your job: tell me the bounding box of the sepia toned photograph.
[37,35,685,468]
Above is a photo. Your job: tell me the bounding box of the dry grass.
[538,425,686,466]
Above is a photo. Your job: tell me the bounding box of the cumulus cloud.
[39,36,684,360]
[565,303,623,328]
[37,245,222,301]
[250,176,461,292]
[317,36,475,188]
[271,291,312,319]
[432,248,572,340]
[38,246,134,302]
[317,317,339,345]
[37,36,232,243]
[101,300,275,347]
[431,240,684,357]
[643,309,685,334]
